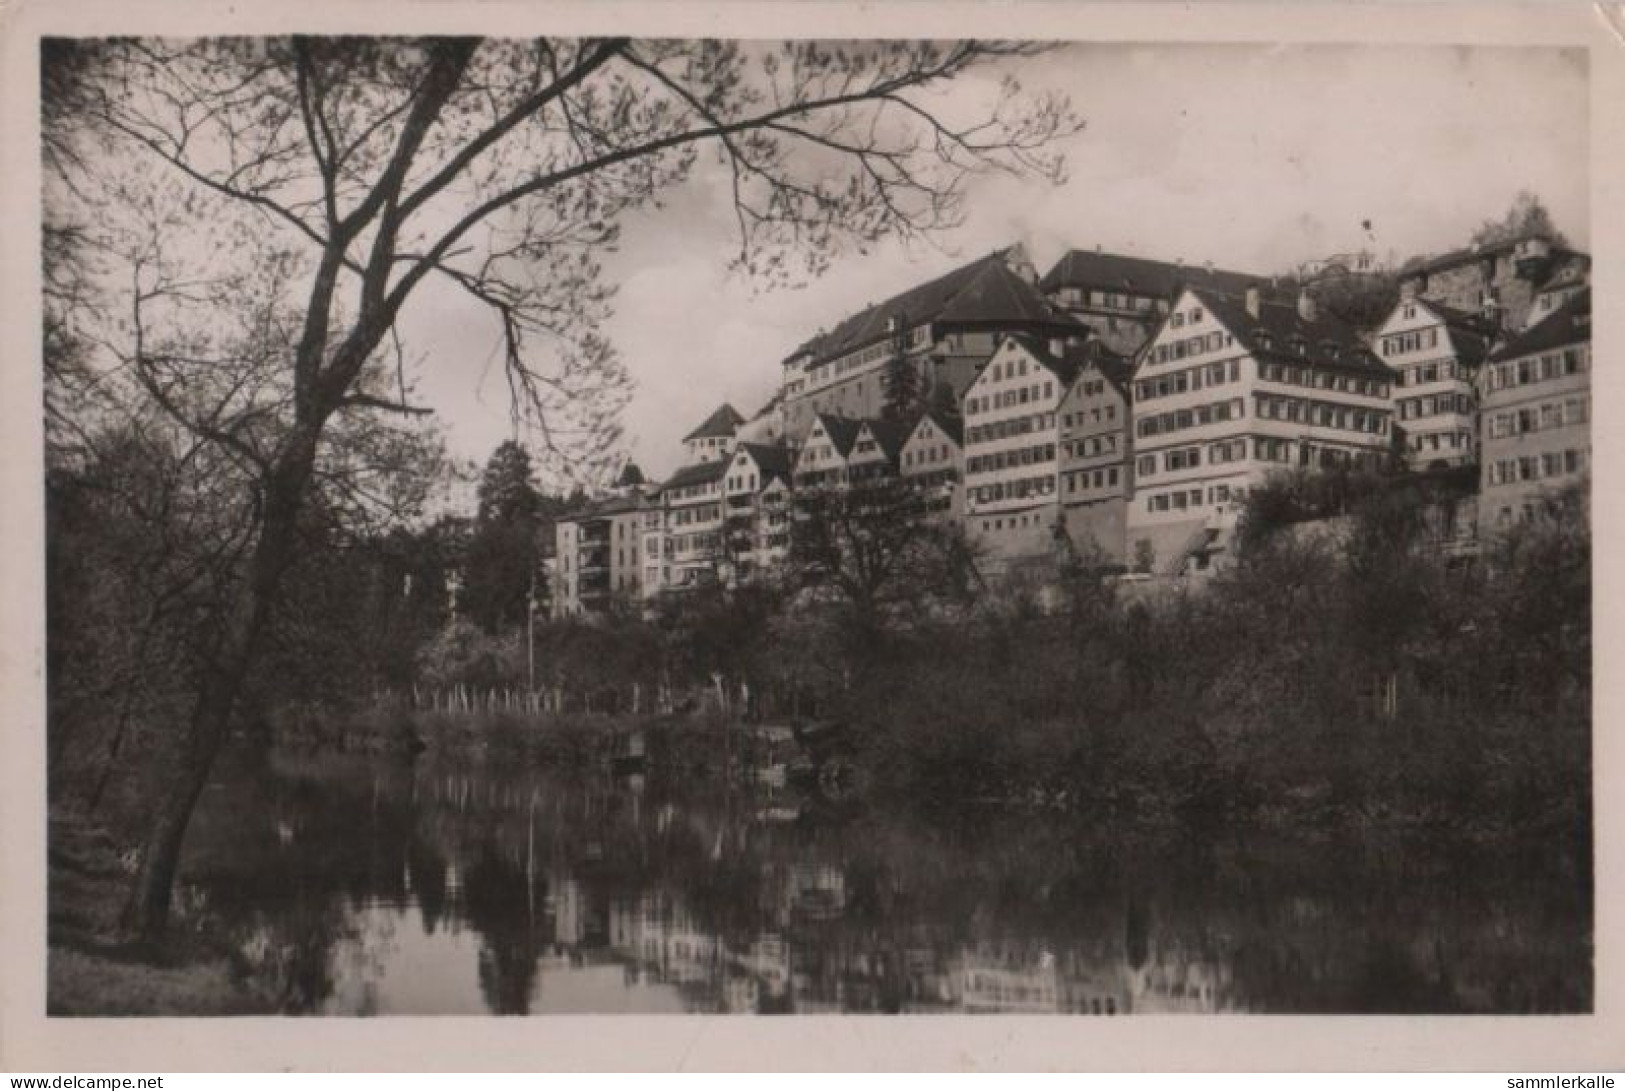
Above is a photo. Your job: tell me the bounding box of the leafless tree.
[44,35,1081,937]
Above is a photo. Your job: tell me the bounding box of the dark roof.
[1190,288,1394,377]
[682,403,744,442]
[1400,233,1575,278]
[915,407,964,447]
[614,462,646,487]
[1406,299,1496,368]
[1489,288,1591,363]
[751,390,783,417]
[789,249,1078,367]
[1067,338,1133,398]
[562,493,648,522]
[809,413,864,458]
[1418,298,1497,333]
[662,459,729,490]
[1001,332,1103,387]
[1535,257,1590,293]
[783,332,827,365]
[1040,249,1273,300]
[736,442,794,483]
[858,419,912,463]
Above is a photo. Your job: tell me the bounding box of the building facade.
[1478,288,1591,535]
[845,419,909,485]
[682,403,743,464]
[1372,296,1493,471]
[779,245,1081,442]
[658,459,730,592]
[553,495,649,617]
[793,413,862,490]
[720,443,795,583]
[899,409,964,518]
[1127,286,1395,574]
[1056,340,1133,563]
[1039,248,1277,356]
[960,335,1079,565]
[1397,234,1588,334]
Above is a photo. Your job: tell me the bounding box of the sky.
[405,42,1589,495]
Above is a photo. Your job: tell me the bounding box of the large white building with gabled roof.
[1372,295,1495,471]
[900,408,964,518]
[960,334,1085,565]
[1478,287,1592,536]
[1127,286,1396,574]
[720,442,796,583]
[778,245,1083,442]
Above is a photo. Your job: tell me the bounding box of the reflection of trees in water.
[185,747,1591,1014]
[461,840,544,1014]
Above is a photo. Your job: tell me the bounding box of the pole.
[527,567,537,696]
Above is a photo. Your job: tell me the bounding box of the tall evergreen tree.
[880,314,922,421]
[462,441,543,633]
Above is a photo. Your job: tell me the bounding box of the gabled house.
[1397,234,1588,334]
[1524,257,1591,331]
[657,458,731,592]
[960,334,1084,565]
[846,418,910,484]
[1372,295,1496,471]
[1039,248,1277,356]
[900,408,964,517]
[1127,286,1395,575]
[1478,287,1591,535]
[1056,339,1133,563]
[793,413,863,490]
[779,246,1082,442]
[682,403,745,465]
[721,442,796,582]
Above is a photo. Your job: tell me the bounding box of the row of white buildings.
[552,235,1592,616]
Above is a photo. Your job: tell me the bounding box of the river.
[175,745,1591,1015]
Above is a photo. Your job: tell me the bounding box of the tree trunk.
[119,449,312,941]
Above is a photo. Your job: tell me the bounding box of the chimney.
[1297,288,1318,323]
[1245,286,1261,320]
[1204,261,1215,277]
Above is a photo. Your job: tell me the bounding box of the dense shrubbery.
[353,473,1591,834]
[850,479,1590,832]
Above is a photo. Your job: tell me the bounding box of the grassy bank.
[270,704,793,775]
[47,808,273,1016]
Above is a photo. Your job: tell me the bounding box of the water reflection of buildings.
[540,853,1243,1015]
[1126,945,1236,1014]
[231,756,1268,1014]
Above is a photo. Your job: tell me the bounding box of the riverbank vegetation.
[49,460,1591,844]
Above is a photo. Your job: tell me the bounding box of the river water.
[177,747,1591,1015]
